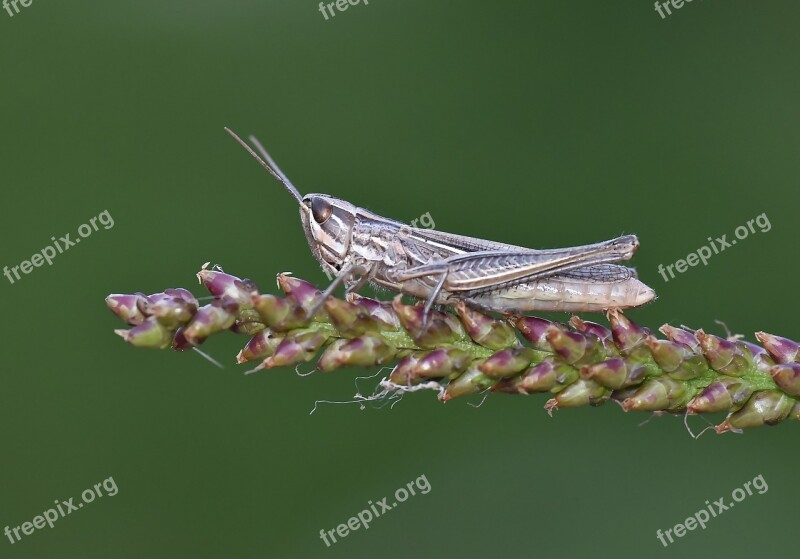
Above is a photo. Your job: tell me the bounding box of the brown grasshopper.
[225,128,655,324]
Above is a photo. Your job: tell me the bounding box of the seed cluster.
[106,266,800,433]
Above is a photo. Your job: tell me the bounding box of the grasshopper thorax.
[300,194,358,274]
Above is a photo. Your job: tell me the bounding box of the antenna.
[224,127,304,204]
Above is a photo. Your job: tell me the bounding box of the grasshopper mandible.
[225,128,655,323]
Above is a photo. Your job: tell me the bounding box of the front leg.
[392,262,451,331]
[306,262,371,319]
[344,266,376,295]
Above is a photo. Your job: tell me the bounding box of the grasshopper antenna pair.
[224,127,303,204]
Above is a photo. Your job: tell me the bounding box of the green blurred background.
[1,1,797,557]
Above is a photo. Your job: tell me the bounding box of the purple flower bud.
[115,317,173,349]
[755,332,800,364]
[570,317,614,349]
[277,274,324,315]
[454,302,517,350]
[740,341,775,374]
[145,294,197,329]
[106,294,147,325]
[391,296,464,348]
[441,363,496,401]
[645,336,706,380]
[622,377,688,411]
[659,324,700,353]
[182,300,239,345]
[545,326,602,365]
[645,336,683,372]
[324,298,379,337]
[346,293,401,329]
[230,308,266,336]
[510,316,555,351]
[716,390,795,432]
[389,353,425,385]
[687,377,753,414]
[237,329,284,363]
[413,348,472,378]
[197,267,256,307]
[580,358,630,389]
[697,330,752,376]
[314,339,349,371]
[258,329,328,369]
[770,362,800,397]
[607,308,650,355]
[252,294,308,331]
[479,347,538,378]
[547,378,609,410]
[317,333,396,372]
[494,357,578,394]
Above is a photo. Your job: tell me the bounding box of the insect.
[224,128,655,323]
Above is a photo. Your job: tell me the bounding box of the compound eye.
[311,198,332,224]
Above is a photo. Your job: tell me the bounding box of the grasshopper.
[225,128,655,323]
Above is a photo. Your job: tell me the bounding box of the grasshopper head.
[300,194,358,273]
